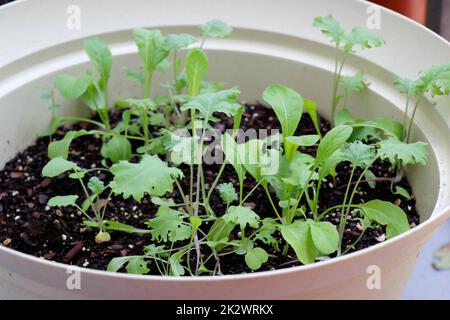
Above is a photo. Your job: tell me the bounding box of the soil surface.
[0,104,419,274]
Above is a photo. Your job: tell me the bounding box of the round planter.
[0,0,449,299]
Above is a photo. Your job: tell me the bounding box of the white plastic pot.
[0,0,449,300]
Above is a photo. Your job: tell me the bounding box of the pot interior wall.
[0,27,445,223]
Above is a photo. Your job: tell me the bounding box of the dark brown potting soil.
[0,104,419,274]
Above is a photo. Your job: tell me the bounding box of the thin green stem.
[337,166,356,256]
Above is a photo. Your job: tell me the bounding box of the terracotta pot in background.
[372,0,428,24]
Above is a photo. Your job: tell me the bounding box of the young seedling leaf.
[42,157,78,177]
[307,220,339,255]
[48,195,79,208]
[169,250,186,276]
[55,74,92,99]
[393,186,412,200]
[343,27,384,52]
[107,256,149,274]
[304,99,322,137]
[340,71,369,94]
[313,15,345,45]
[83,220,151,234]
[263,84,304,137]
[222,205,260,230]
[84,37,112,87]
[101,135,132,163]
[133,28,169,73]
[185,48,208,97]
[378,138,428,166]
[200,19,233,39]
[315,125,353,165]
[245,247,269,271]
[340,141,376,168]
[164,33,197,50]
[358,200,410,239]
[110,155,184,201]
[218,182,238,204]
[87,176,105,195]
[181,88,241,120]
[280,221,319,264]
[146,206,191,242]
[151,197,177,207]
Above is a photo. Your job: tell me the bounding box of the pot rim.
[0,0,449,282]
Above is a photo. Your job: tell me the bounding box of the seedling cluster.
[39,16,450,275]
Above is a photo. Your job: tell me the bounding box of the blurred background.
[0,0,449,300]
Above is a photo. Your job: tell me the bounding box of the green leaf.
[365,169,377,189]
[378,138,428,166]
[101,135,132,163]
[48,195,78,208]
[220,133,246,184]
[164,33,197,50]
[263,84,304,137]
[245,247,269,271]
[83,220,151,234]
[360,118,405,141]
[253,218,279,251]
[181,88,241,120]
[133,28,169,73]
[55,74,92,99]
[393,186,412,200]
[48,131,78,159]
[110,155,183,201]
[218,182,238,204]
[358,200,410,239]
[207,218,235,250]
[223,205,260,230]
[125,98,157,110]
[200,19,233,39]
[107,256,149,274]
[146,206,191,242]
[315,125,353,165]
[169,250,186,276]
[280,221,318,264]
[334,108,356,127]
[151,197,177,207]
[340,141,376,168]
[285,135,320,147]
[81,81,106,111]
[340,71,369,94]
[87,176,105,195]
[42,157,78,177]
[84,37,112,87]
[304,99,322,137]
[313,15,345,45]
[307,220,339,255]
[185,48,208,97]
[394,76,421,97]
[123,67,144,85]
[343,27,384,53]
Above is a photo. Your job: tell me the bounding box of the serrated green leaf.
[181,88,241,120]
[107,256,149,274]
[313,15,345,44]
[218,182,238,204]
[223,205,260,230]
[169,250,186,276]
[200,19,233,39]
[133,28,169,73]
[146,206,191,242]
[110,155,184,201]
[87,176,105,194]
[343,27,384,52]
[341,141,376,168]
[378,138,428,166]
[340,71,369,94]
[164,33,197,50]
